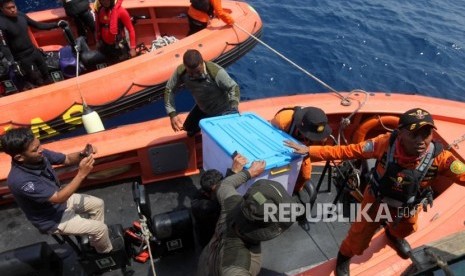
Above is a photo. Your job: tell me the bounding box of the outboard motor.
[152,209,195,258]
[129,181,195,261]
[79,46,107,71]
[59,24,107,78]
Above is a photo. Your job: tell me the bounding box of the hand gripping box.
[199,112,303,195]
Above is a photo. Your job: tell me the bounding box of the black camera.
[82,144,93,157]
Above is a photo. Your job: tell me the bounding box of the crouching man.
[197,160,297,275]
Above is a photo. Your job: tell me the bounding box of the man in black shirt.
[0,0,67,88]
[191,152,248,248]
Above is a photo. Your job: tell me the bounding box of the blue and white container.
[200,112,304,195]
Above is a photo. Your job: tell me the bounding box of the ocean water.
[18,0,465,131]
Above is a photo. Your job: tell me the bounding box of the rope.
[424,248,454,276]
[233,23,340,94]
[139,210,157,276]
[448,134,465,150]
[233,23,372,145]
[74,46,86,105]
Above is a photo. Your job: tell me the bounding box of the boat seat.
[51,225,132,275]
[40,45,63,53]
[28,27,63,53]
[0,242,63,276]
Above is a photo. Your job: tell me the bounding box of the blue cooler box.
[199,112,304,195]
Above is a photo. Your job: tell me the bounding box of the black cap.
[234,180,296,242]
[294,107,332,141]
[398,108,436,131]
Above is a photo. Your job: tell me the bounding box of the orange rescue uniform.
[309,133,465,257]
[271,109,312,193]
[187,0,234,25]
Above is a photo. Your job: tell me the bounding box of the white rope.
[233,23,374,145]
[74,46,86,105]
[233,23,339,94]
[139,210,157,276]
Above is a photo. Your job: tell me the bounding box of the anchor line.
[233,23,339,93]
[233,23,370,145]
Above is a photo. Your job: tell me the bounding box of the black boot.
[335,251,351,276]
[385,229,411,259]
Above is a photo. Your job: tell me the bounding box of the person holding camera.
[0,127,113,254]
[0,0,69,88]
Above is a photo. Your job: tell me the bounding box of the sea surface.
[18,0,465,132]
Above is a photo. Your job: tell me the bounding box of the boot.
[335,251,351,276]
[385,229,411,259]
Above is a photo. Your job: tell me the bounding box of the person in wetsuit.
[0,0,68,88]
[61,0,95,38]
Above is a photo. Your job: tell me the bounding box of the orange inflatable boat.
[0,0,262,140]
[1,92,464,275]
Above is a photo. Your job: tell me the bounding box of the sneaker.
[385,229,411,259]
[335,251,351,276]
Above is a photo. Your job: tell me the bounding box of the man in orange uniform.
[270,106,332,201]
[95,0,136,63]
[187,0,234,35]
[285,108,465,276]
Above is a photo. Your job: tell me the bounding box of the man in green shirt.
[164,49,240,136]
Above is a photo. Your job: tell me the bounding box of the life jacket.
[97,0,125,44]
[176,61,221,80]
[370,130,443,211]
[274,106,303,136]
[190,0,213,16]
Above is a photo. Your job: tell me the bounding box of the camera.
[82,144,93,157]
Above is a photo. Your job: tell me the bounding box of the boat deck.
[0,166,350,276]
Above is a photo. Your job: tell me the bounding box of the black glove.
[57,20,69,28]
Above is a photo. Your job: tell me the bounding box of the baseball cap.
[234,179,296,242]
[398,108,436,131]
[294,107,332,141]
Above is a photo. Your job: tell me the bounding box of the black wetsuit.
[62,0,95,37]
[0,12,58,86]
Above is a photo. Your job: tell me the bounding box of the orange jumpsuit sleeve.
[211,0,234,25]
[435,150,465,186]
[309,133,391,162]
